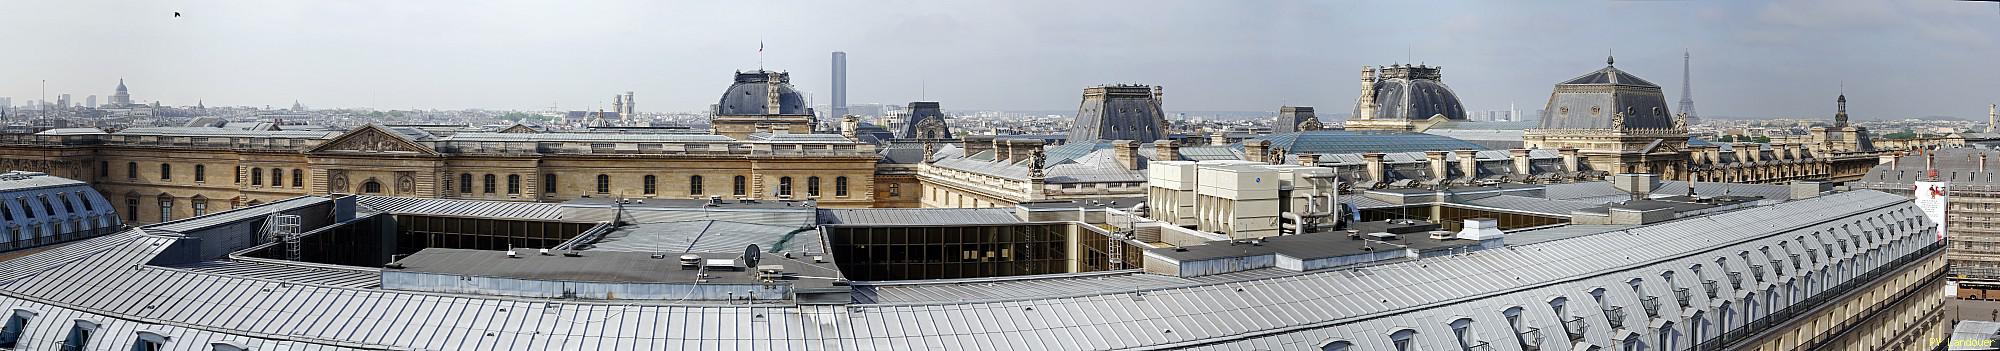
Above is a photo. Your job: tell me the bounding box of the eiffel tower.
[1680,51,1699,124]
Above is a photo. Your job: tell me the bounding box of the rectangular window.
[126,162,137,179]
[888,183,901,197]
[543,174,557,194]
[159,199,173,222]
[293,169,303,187]
[690,176,704,195]
[733,176,747,196]
[160,164,171,180]
[459,174,473,193]
[643,175,657,195]
[125,198,137,221]
[483,174,497,194]
[99,161,108,177]
[194,165,206,182]
[596,175,611,194]
[836,177,849,197]
[192,199,208,217]
[507,175,521,194]
[17,199,34,219]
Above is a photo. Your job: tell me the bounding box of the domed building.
[1522,56,1688,177]
[1345,64,1467,131]
[710,70,816,139]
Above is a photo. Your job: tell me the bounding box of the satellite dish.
[743,244,762,268]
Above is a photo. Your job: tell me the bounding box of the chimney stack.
[1509,149,1533,175]
[1559,147,1581,173]
[963,135,994,158]
[1363,153,1387,184]
[1734,144,1752,164]
[1454,149,1478,181]
[1426,151,1450,183]
[1210,132,1229,146]
[1113,140,1142,170]
[1299,154,1321,167]
[1155,140,1180,162]
[1245,140,1270,163]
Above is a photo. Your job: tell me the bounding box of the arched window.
[459,173,473,193]
[60,319,96,350]
[507,174,521,194]
[543,174,557,193]
[1449,318,1476,349]
[596,174,611,194]
[194,164,206,182]
[483,174,497,193]
[1389,329,1418,351]
[1504,306,1528,347]
[807,176,821,197]
[292,169,303,187]
[690,175,704,195]
[643,175,658,195]
[126,162,137,179]
[363,181,383,193]
[779,176,794,197]
[835,176,849,197]
[733,176,747,196]
[271,168,283,187]
[132,331,168,351]
[1319,340,1353,351]
[0,309,34,348]
[159,163,172,180]
[251,168,263,186]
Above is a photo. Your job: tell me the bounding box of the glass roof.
[1242,130,1487,154]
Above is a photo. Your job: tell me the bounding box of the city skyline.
[1,0,1996,119]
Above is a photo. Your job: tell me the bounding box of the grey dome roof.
[1537,57,1675,130]
[1354,66,1466,121]
[715,71,810,115]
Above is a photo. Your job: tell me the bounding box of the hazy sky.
[2,0,1997,119]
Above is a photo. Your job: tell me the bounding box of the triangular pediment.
[309,124,439,156]
[499,124,541,134]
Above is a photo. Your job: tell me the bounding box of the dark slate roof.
[1538,60,1675,130]
[1068,85,1166,143]
[1356,76,1466,121]
[1243,130,1487,155]
[897,101,954,139]
[1855,148,2000,188]
[1274,106,1319,133]
[715,70,810,115]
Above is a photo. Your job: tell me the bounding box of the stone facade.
[0,125,880,224]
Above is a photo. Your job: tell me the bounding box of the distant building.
[895,101,951,140]
[108,79,131,106]
[710,70,816,139]
[1067,84,1167,143]
[831,51,848,119]
[85,95,96,108]
[1271,106,1322,133]
[1346,64,1467,131]
[56,94,71,109]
